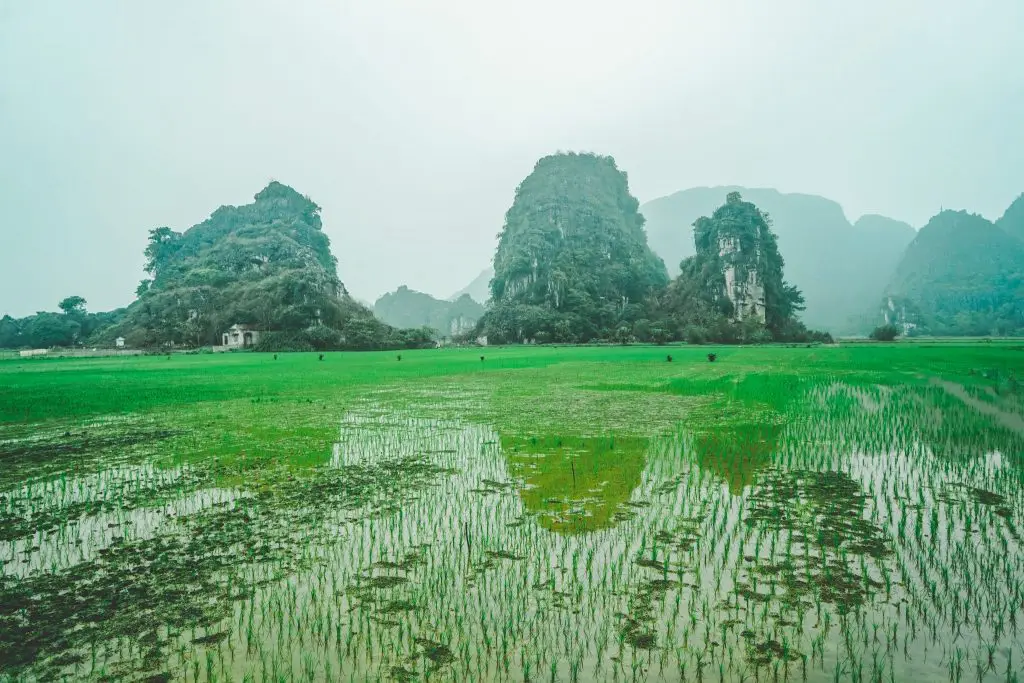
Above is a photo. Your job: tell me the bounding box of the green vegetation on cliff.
[642,187,915,332]
[658,192,819,343]
[882,209,1024,336]
[485,153,669,343]
[102,182,424,350]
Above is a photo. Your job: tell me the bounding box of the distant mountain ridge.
[374,286,484,336]
[641,186,915,332]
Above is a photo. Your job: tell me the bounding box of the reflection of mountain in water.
[692,424,781,496]
[503,435,647,534]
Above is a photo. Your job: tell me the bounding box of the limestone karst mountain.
[485,153,668,343]
[996,193,1024,243]
[642,187,915,332]
[374,286,484,337]
[103,182,409,349]
[882,209,1024,335]
[664,191,806,338]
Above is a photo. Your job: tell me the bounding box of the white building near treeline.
[220,324,262,349]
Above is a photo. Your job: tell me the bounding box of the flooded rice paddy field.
[0,344,1022,682]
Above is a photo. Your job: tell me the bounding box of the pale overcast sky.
[1,0,1022,316]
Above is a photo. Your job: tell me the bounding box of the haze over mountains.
[448,269,493,305]
[882,210,1024,336]
[2,171,1022,348]
[450,187,916,333]
[374,286,484,337]
[437,183,1024,338]
[641,187,917,332]
[4,1,1023,320]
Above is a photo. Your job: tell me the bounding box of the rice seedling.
[0,343,1021,680]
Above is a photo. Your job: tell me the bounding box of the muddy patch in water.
[732,469,893,664]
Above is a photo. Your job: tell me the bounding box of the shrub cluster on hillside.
[869,324,900,342]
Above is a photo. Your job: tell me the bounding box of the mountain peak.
[996,193,1024,242]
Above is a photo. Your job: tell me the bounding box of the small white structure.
[20,349,48,358]
[220,324,262,349]
[115,337,125,349]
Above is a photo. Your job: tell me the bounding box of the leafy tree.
[869,324,900,341]
[23,313,80,347]
[143,227,183,277]
[649,327,670,345]
[0,315,21,348]
[631,318,652,342]
[685,325,708,345]
[58,296,87,316]
[613,325,633,345]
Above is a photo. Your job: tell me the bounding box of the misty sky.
[2,0,1022,317]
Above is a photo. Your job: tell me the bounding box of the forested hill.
[104,182,404,348]
[882,210,1024,336]
[374,286,484,336]
[641,187,915,332]
[485,153,668,343]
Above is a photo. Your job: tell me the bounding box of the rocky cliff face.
[692,192,783,325]
[881,296,917,336]
[718,233,766,324]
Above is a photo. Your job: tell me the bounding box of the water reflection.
[2,379,1023,682]
[692,423,780,495]
[503,434,647,533]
